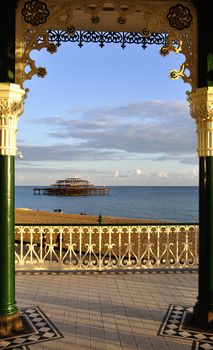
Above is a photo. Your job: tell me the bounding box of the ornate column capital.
[0,83,26,156]
[189,87,213,156]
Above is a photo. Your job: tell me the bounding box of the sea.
[15,186,198,223]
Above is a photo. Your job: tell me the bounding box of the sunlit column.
[189,86,213,328]
[0,82,25,335]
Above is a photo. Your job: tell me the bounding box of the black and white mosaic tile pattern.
[0,306,63,349]
[192,340,213,349]
[159,305,213,350]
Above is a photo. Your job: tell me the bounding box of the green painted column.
[0,1,26,335]
[0,83,25,335]
[191,0,213,329]
[189,86,213,327]
[0,156,17,316]
[193,156,213,326]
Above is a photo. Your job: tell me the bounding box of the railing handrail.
[15,222,198,227]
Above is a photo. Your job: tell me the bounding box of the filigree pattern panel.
[38,30,168,49]
[15,224,199,271]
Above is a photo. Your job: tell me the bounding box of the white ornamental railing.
[14,224,198,271]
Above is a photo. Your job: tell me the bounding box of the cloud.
[111,168,198,185]
[29,100,196,162]
[16,144,129,162]
[158,172,169,178]
[135,169,143,176]
[17,100,199,178]
[15,160,198,186]
[152,153,198,165]
[15,164,114,185]
[113,170,120,179]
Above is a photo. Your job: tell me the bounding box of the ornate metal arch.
[16,0,197,92]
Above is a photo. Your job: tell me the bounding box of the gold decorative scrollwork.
[160,37,192,88]
[22,0,50,26]
[37,67,47,77]
[16,1,197,91]
[91,16,100,24]
[47,43,57,53]
[160,38,182,56]
[118,16,126,24]
[66,26,76,36]
[170,63,190,83]
[141,28,150,37]
[167,4,193,31]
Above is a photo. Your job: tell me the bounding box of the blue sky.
[15,40,198,186]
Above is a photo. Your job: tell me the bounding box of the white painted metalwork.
[15,224,198,271]
[0,83,25,156]
[189,87,213,156]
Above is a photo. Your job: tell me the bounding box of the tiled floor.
[11,271,200,349]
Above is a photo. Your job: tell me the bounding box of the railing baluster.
[195,225,198,266]
[39,227,43,263]
[98,226,102,271]
[147,227,151,267]
[30,228,33,263]
[79,227,82,268]
[185,228,189,266]
[89,227,92,267]
[118,227,121,267]
[109,227,112,267]
[128,227,131,268]
[166,226,170,268]
[137,227,141,268]
[59,227,63,261]
[49,229,53,263]
[69,227,72,265]
[20,229,24,264]
[155,226,159,268]
[176,226,179,267]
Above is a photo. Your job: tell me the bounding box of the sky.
[15,38,198,186]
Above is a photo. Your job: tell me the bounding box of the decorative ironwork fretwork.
[167,4,192,31]
[14,224,198,271]
[16,1,197,90]
[22,0,49,26]
[38,30,168,49]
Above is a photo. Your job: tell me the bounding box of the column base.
[193,302,213,330]
[0,311,24,337]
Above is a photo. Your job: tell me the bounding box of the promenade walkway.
[8,270,205,350]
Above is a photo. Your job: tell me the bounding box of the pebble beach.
[15,208,161,224]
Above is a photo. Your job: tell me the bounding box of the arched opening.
[16,29,198,222]
[14,1,197,225]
